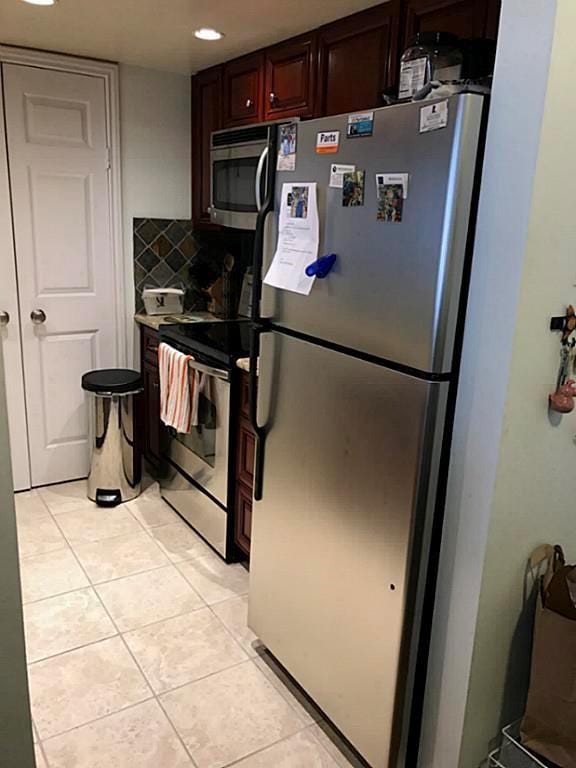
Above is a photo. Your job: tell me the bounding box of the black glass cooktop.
[159,320,252,367]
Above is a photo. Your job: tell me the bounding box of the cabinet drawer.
[234,481,253,557]
[143,327,160,367]
[236,417,256,488]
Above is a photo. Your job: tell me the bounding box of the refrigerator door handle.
[249,323,271,501]
[254,146,269,212]
[251,124,278,324]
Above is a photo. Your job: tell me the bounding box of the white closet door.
[0,72,30,491]
[3,63,118,487]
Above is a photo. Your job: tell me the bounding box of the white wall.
[119,64,191,364]
[418,1,576,765]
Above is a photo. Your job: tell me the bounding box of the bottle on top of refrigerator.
[399,32,463,100]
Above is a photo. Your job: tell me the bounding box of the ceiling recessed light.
[194,28,224,41]
[21,0,58,5]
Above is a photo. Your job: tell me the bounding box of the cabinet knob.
[245,98,253,109]
[269,92,277,105]
[0,311,9,327]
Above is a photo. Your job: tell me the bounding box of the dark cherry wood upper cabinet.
[192,66,222,226]
[403,0,497,44]
[223,53,264,127]
[264,33,318,120]
[317,2,401,118]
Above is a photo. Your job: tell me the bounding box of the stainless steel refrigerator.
[247,94,486,768]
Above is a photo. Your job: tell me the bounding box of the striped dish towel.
[158,343,196,433]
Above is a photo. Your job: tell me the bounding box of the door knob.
[30,309,46,324]
[0,311,9,327]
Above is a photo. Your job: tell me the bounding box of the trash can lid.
[81,369,142,394]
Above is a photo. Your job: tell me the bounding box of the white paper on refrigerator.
[263,182,319,296]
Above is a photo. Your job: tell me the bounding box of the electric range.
[157,320,251,561]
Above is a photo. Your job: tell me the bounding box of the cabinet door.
[403,0,495,44]
[234,482,253,557]
[236,417,256,488]
[192,66,222,226]
[264,33,317,120]
[317,2,401,117]
[143,361,161,464]
[223,53,264,127]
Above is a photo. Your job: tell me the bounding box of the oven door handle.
[254,145,269,212]
[188,360,230,382]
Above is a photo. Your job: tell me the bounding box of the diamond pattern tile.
[151,235,173,259]
[133,235,146,259]
[150,260,174,286]
[165,249,186,273]
[165,221,186,247]
[136,220,160,245]
[132,219,200,313]
[137,248,160,273]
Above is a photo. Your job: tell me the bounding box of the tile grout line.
[221,724,333,768]
[27,483,335,766]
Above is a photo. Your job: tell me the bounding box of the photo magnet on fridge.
[377,182,403,222]
[347,111,374,138]
[277,123,297,171]
[342,170,365,207]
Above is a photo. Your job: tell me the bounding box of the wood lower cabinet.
[403,0,499,44]
[223,53,264,127]
[140,326,162,465]
[317,3,401,116]
[234,481,254,558]
[233,371,256,558]
[264,33,317,120]
[192,66,222,226]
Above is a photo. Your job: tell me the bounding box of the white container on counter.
[142,287,185,316]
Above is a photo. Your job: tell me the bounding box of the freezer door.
[248,332,447,768]
[261,93,484,374]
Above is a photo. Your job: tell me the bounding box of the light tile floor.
[16,480,361,768]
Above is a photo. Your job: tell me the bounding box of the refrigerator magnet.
[330,163,355,189]
[316,130,340,154]
[277,122,298,171]
[342,170,365,207]
[347,111,374,138]
[376,178,403,222]
[419,101,449,133]
[375,173,409,199]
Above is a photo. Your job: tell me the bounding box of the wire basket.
[490,722,551,768]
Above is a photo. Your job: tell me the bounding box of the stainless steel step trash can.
[81,369,143,506]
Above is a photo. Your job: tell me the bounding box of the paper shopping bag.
[521,546,576,767]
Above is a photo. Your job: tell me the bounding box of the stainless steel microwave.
[210,121,294,230]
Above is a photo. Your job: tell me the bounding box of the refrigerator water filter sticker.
[330,163,356,188]
[263,182,319,295]
[419,101,449,133]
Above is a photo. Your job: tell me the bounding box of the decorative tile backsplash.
[133,218,199,313]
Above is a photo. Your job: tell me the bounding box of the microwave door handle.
[255,145,269,211]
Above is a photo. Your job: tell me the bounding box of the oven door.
[165,359,231,506]
[210,143,269,230]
